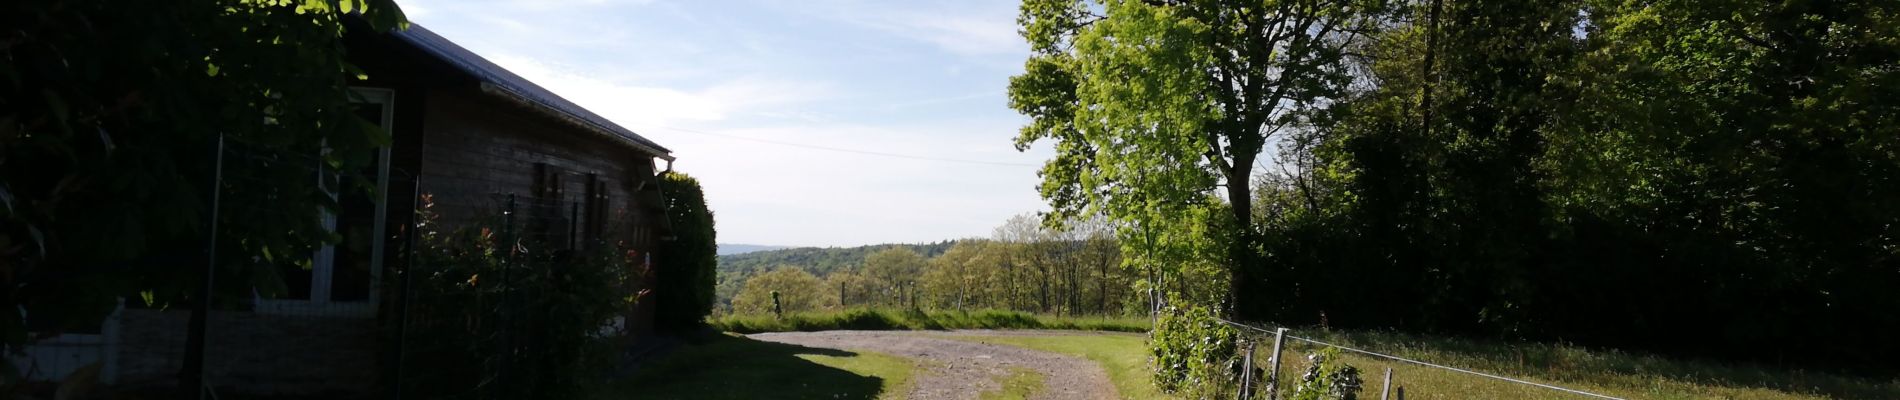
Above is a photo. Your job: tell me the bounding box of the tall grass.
[1253,328,1900,399]
[710,308,1151,333]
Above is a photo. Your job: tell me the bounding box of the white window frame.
[256,87,394,317]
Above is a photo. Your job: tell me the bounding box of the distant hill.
[717,243,789,256]
[716,241,960,277]
[713,241,962,308]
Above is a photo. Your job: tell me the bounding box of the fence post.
[1265,327,1288,400]
[1396,386,1405,400]
[1380,367,1393,400]
[180,134,225,400]
[1239,339,1257,400]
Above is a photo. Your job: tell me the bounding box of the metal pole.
[392,178,421,400]
[1265,327,1288,400]
[180,134,224,399]
[1381,367,1393,400]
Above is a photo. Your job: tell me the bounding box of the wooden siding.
[416,88,662,253]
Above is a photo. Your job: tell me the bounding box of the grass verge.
[979,366,1046,400]
[711,308,1150,333]
[1255,329,1900,399]
[943,333,1175,400]
[602,333,915,399]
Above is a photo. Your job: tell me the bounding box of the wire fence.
[1214,317,1626,400]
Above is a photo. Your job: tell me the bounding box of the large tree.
[1011,0,1388,315]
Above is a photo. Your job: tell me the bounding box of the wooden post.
[1380,367,1393,400]
[1396,386,1405,400]
[1265,328,1287,400]
[1239,339,1257,400]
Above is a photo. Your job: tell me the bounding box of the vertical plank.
[1381,367,1393,400]
[1266,328,1288,400]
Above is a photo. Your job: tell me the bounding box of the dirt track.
[748,330,1118,400]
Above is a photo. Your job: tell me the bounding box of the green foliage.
[711,308,1150,334]
[0,0,404,355]
[1266,328,1900,399]
[1243,0,1900,371]
[862,247,927,306]
[1011,0,1395,317]
[720,213,1133,318]
[654,172,717,331]
[1289,348,1363,400]
[402,196,639,399]
[715,241,956,308]
[1149,306,1240,396]
[731,267,833,315]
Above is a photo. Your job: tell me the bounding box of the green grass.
[944,328,1900,400]
[1252,329,1900,400]
[602,333,915,399]
[943,333,1176,400]
[978,366,1046,400]
[711,308,1151,334]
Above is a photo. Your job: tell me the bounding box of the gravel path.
[749,330,1118,400]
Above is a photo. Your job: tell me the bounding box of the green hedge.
[654,172,717,331]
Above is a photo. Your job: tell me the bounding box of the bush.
[654,172,718,332]
[1290,348,1363,400]
[1150,306,1242,397]
[399,196,641,399]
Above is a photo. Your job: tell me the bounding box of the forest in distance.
[715,214,1137,317]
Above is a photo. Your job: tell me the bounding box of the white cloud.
[485,54,836,128]
[392,0,1053,246]
[787,0,1028,57]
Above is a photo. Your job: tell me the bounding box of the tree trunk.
[1225,155,1259,319]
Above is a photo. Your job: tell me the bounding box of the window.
[258,87,393,316]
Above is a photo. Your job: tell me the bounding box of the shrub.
[1150,306,1242,397]
[399,195,642,399]
[654,172,718,331]
[1290,348,1364,400]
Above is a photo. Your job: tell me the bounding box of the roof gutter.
[477,82,676,161]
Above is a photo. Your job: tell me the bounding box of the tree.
[654,172,717,331]
[824,270,877,309]
[862,248,926,307]
[1011,0,1390,316]
[919,240,1007,311]
[732,267,833,315]
[0,0,404,348]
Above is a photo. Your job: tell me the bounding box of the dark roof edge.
[387,25,673,158]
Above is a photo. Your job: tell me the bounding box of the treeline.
[714,241,958,309]
[1011,0,1899,371]
[720,215,1134,317]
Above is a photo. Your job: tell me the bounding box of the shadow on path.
[607,334,890,399]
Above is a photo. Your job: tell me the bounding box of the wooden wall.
[415,88,662,253]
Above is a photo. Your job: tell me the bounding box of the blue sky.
[397,0,1052,247]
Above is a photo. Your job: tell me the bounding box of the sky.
[395,0,1053,247]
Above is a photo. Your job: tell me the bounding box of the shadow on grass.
[1282,329,1900,399]
[605,334,891,400]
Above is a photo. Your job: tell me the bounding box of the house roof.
[389,25,674,160]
